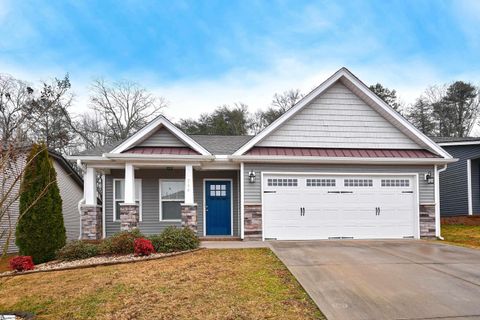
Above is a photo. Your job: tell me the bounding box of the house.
[432,137,480,216]
[0,147,84,253]
[68,68,455,241]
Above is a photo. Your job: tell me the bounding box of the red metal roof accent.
[245,147,439,158]
[124,147,200,155]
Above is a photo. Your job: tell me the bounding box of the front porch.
[81,163,242,239]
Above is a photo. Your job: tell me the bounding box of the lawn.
[441,224,480,249]
[0,249,324,320]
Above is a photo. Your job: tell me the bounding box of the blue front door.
[206,181,231,235]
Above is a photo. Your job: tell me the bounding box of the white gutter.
[103,153,215,161]
[229,155,457,165]
[435,164,448,240]
[67,155,107,161]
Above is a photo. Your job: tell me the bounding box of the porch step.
[199,236,242,241]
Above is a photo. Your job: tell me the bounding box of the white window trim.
[159,179,185,222]
[113,178,142,222]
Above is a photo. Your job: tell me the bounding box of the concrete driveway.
[270,240,480,320]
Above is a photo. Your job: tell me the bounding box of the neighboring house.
[0,147,84,253]
[68,68,455,241]
[432,137,480,216]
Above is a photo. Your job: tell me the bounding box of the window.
[209,184,227,197]
[160,180,185,221]
[381,179,410,187]
[267,178,298,187]
[113,179,142,221]
[344,179,373,187]
[306,179,336,187]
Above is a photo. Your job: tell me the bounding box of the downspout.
[240,162,245,240]
[435,164,448,240]
[77,159,85,240]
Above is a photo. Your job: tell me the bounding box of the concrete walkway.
[270,240,480,320]
[200,241,270,249]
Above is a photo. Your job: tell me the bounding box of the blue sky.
[0,0,479,120]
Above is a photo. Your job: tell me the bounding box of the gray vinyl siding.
[105,169,239,237]
[257,82,421,150]
[138,127,186,147]
[0,155,83,253]
[53,161,83,241]
[438,145,480,216]
[0,154,25,253]
[243,163,435,204]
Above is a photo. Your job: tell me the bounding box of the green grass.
[0,249,325,320]
[441,224,480,249]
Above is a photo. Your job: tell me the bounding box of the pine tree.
[15,143,66,263]
[407,98,436,136]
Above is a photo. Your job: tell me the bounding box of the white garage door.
[263,174,418,240]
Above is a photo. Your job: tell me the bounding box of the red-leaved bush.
[9,256,35,272]
[134,238,155,256]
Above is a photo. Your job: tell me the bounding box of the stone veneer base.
[244,204,262,240]
[120,204,139,231]
[80,205,102,240]
[420,204,436,238]
[181,204,198,234]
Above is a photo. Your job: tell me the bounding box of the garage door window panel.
[381,179,410,187]
[306,179,336,187]
[344,179,373,187]
[267,178,298,187]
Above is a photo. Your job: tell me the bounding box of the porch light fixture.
[248,171,256,183]
[424,172,434,184]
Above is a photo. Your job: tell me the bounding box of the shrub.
[149,227,199,253]
[56,241,99,261]
[16,143,66,264]
[9,256,35,272]
[101,229,144,254]
[134,238,155,256]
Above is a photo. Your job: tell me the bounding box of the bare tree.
[251,89,304,133]
[87,79,167,142]
[0,74,34,142]
[28,75,74,153]
[271,89,304,113]
[71,112,112,151]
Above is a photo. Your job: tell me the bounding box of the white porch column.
[184,164,194,204]
[124,163,136,204]
[84,166,97,205]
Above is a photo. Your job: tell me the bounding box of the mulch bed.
[441,215,480,226]
[0,248,203,278]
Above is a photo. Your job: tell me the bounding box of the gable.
[110,116,211,155]
[257,82,421,150]
[137,126,187,148]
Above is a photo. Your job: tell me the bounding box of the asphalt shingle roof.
[189,135,253,155]
[431,136,480,143]
[73,141,122,156]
